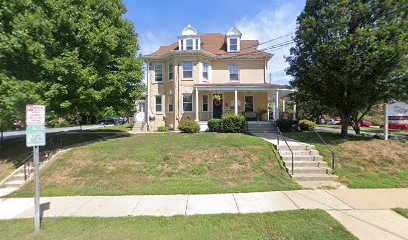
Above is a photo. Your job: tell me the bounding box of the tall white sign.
[384,101,408,140]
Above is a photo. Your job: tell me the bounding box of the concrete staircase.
[132,121,147,132]
[277,144,338,182]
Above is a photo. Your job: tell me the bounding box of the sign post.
[384,104,389,140]
[26,105,46,233]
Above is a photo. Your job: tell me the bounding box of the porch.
[193,83,296,122]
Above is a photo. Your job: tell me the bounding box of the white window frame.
[168,95,173,112]
[229,38,238,52]
[182,61,193,80]
[202,94,209,112]
[154,65,163,83]
[186,39,193,50]
[229,64,240,82]
[155,95,163,114]
[182,93,193,112]
[202,62,209,81]
[168,63,173,81]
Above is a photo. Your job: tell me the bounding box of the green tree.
[287,0,408,136]
[0,0,143,128]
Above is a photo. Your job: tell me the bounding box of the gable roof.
[146,33,271,58]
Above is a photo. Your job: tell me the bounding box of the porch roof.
[194,83,295,92]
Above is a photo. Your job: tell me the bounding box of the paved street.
[317,126,408,140]
[1,124,104,141]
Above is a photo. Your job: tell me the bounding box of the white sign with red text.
[26,105,46,126]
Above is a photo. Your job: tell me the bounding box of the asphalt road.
[1,124,103,141]
[316,126,408,140]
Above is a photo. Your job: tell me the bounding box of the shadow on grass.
[285,130,374,146]
[0,132,131,169]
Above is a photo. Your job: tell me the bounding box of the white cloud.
[139,31,172,55]
[236,4,300,85]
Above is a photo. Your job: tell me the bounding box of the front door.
[136,100,145,122]
[212,94,223,119]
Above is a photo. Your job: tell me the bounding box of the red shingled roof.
[146,33,269,57]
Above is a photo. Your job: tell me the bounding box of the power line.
[221,40,295,60]
[240,32,295,51]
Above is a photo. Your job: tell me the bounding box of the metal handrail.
[21,137,57,180]
[311,128,335,174]
[276,126,294,175]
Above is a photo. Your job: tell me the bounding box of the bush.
[276,119,297,132]
[221,113,245,133]
[208,119,222,132]
[178,120,200,133]
[299,119,316,131]
[157,126,169,132]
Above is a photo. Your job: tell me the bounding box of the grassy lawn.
[84,123,133,132]
[0,210,356,240]
[0,133,114,182]
[12,133,299,197]
[284,131,408,188]
[317,124,408,136]
[394,208,408,219]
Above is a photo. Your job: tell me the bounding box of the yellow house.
[136,24,294,131]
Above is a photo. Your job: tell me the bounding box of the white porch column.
[234,90,238,115]
[272,102,276,120]
[195,88,199,121]
[282,98,286,112]
[275,90,279,120]
[293,102,297,120]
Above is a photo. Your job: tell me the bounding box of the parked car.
[380,123,408,130]
[327,119,340,125]
[98,117,116,125]
[359,119,372,127]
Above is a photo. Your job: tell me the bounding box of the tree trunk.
[339,114,349,137]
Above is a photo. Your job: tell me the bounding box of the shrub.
[208,119,222,132]
[299,119,316,131]
[157,126,169,132]
[178,120,200,133]
[221,113,245,133]
[276,119,296,132]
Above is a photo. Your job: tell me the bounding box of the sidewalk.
[1,188,408,239]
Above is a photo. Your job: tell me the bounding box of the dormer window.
[178,24,201,51]
[229,38,238,51]
[226,26,242,52]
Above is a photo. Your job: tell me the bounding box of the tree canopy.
[0,0,144,130]
[287,0,408,135]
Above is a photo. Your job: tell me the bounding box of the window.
[180,40,184,50]
[168,64,173,81]
[229,64,240,81]
[168,95,173,112]
[195,39,199,50]
[155,95,162,113]
[182,93,193,112]
[229,38,238,51]
[186,39,193,50]
[202,95,209,112]
[202,63,209,81]
[182,61,193,79]
[245,96,254,112]
[154,65,163,82]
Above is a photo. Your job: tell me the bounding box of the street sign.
[25,104,46,233]
[26,125,46,147]
[26,105,46,126]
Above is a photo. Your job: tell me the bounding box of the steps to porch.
[132,121,147,132]
[248,126,341,189]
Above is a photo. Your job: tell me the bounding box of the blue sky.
[123,0,306,84]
